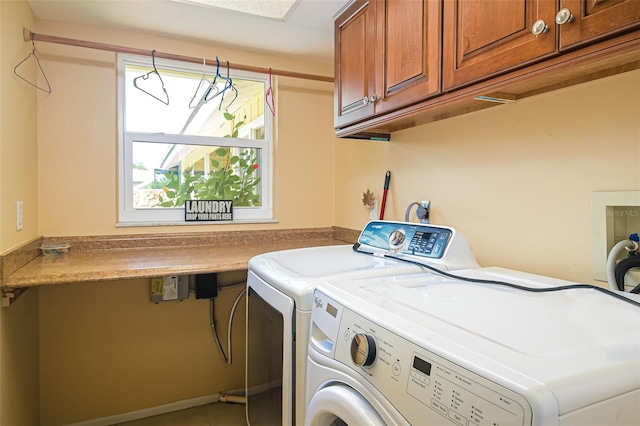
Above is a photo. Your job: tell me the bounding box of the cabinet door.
[335,0,377,129]
[558,0,640,49]
[443,0,558,90]
[374,0,441,113]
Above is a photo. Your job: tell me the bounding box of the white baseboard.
[246,379,282,396]
[67,390,244,426]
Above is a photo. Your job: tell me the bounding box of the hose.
[405,201,430,223]
[607,239,639,291]
[404,202,420,222]
[210,283,247,366]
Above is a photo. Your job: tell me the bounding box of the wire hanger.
[218,60,238,111]
[204,57,227,103]
[204,57,237,112]
[188,58,218,109]
[13,37,52,93]
[133,50,169,105]
[266,67,275,116]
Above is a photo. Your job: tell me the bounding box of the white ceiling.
[27,0,348,64]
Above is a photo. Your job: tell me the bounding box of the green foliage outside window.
[157,112,261,207]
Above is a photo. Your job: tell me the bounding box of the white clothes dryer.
[306,267,640,426]
[246,220,479,425]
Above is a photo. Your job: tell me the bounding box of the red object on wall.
[379,171,391,220]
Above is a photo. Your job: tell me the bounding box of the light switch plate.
[16,201,23,231]
[370,200,378,221]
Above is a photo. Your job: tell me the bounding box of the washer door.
[305,385,385,426]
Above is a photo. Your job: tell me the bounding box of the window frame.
[117,54,274,226]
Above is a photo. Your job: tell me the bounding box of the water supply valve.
[418,201,430,224]
[404,201,430,224]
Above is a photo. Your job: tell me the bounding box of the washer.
[306,266,640,426]
[246,220,479,425]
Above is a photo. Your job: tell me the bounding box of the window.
[118,54,273,226]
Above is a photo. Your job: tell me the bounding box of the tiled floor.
[115,402,246,426]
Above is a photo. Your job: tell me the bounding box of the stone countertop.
[1,227,358,289]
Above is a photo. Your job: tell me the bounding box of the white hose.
[224,287,246,365]
[607,239,639,291]
[210,283,247,365]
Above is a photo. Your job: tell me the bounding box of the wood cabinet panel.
[335,0,376,128]
[443,0,558,90]
[460,1,524,53]
[334,0,639,137]
[375,0,441,113]
[559,0,640,49]
[384,0,424,89]
[335,0,440,128]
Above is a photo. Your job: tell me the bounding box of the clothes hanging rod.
[23,28,334,83]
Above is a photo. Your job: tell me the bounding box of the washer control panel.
[358,221,452,258]
[310,290,532,426]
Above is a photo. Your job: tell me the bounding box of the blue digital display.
[358,221,451,258]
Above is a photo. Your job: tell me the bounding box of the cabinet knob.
[362,96,370,106]
[531,19,550,35]
[555,8,574,25]
[369,94,380,103]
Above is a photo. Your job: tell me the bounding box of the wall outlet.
[16,201,23,231]
[370,200,378,221]
[150,275,190,302]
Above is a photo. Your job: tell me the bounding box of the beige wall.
[32,19,334,425]
[1,287,40,426]
[335,70,640,284]
[35,20,335,237]
[0,1,41,425]
[39,272,246,425]
[1,0,39,254]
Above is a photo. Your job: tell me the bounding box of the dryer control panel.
[310,290,533,426]
[356,221,479,270]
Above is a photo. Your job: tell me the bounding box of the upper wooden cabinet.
[334,0,376,128]
[335,0,441,129]
[443,0,640,90]
[443,0,557,90]
[335,0,640,136]
[558,0,640,49]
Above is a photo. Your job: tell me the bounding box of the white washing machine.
[306,266,640,426]
[246,220,479,425]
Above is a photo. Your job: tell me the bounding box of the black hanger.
[218,60,238,111]
[133,50,169,105]
[204,57,223,103]
[14,38,51,93]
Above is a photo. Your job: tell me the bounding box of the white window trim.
[116,54,274,227]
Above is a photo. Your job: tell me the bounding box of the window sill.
[115,218,279,228]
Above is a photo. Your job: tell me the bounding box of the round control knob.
[388,229,406,248]
[350,333,377,367]
[555,8,574,25]
[531,19,549,35]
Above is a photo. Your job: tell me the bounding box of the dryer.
[306,267,640,426]
[246,220,479,425]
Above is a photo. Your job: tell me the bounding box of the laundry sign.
[185,200,233,222]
